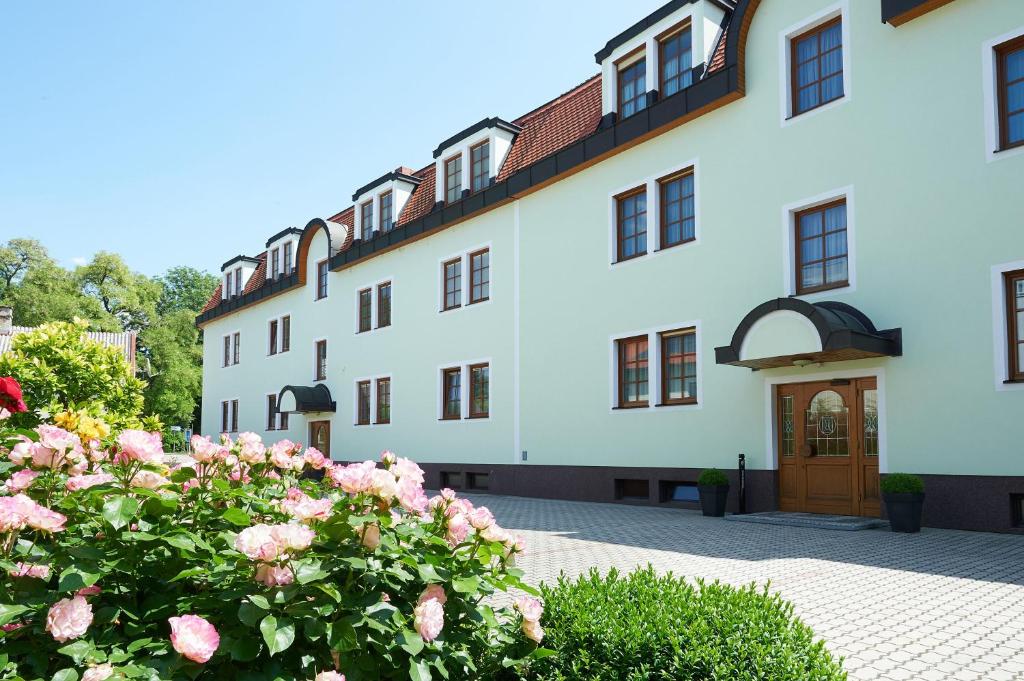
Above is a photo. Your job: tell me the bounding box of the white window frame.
[269,248,281,279]
[266,314,291,356]
[265,392,286,432]
[352,374,393,427]
[437,243,493,313]
[312,336,328,382]
[983,26,1024,163]
[353,276,395,334]
[437,358,493,423]
[781,185,856,299]
[221,397,240,434]
[234,267,243,296]
[314,259,329,301]
[609,322,703,414]
[992,259,1024,392]
[608,159,700,268]
[778,0,851,127]
[283,241,294,275]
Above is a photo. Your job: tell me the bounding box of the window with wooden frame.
[234,267,242,295]
[469,363,489,418]
[266,394,278,431]
[377,282,391,328]
[314,340,327,381]
[232,332,240,365]
[997,35,1024,151]
[222,335,231,367]
[469,249,489,304]
[280,409,289,431]
[224,271,233,299]
[316,261,329,299]
[617,336,649,408]
[445,155,463,204]
[791,17,844,116]
[379,191,394,232]
[230,399,239,433]
[269,319,279,355]
[659,169,695,249]
[356,380,371,425]
[221,400,229,433]
[1006,269,1024,382]
[270,248,280,279]
[283,242,293,275]
[617,52,647,118]
[358,288,373,333]
[660,329,697,405]
[616,188,647,262]
[441,368,461,420]
[470,141,489,193]
[659,23,692,97]
[376,377,391,424]
[795,198,848,295]
[442,258,462,311]
[360,201,374,239]
[281,315,291,352]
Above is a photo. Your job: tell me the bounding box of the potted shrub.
[881,473,925,533]
[697,468,730,517]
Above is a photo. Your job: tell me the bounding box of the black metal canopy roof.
[278,384,336,413]
[715,298,902,370]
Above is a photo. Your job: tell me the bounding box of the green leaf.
[417,563,443,583]
[162,534,195,553]
[451,576,480,593]
[247,594,271,610]
[397,629,424,656]
[238,603,262,627]
[57,641,92,664]
[328,619,357,652]
[58,567,101,592]
[168,567,205,583]
[294,559,328,585]
[0,604,30,626]
[229,636,261,662]
[51,669,80,681]
[101,495,140,530]
[409,659,433,681]
[259,615,295,656]
[221,506,251,527]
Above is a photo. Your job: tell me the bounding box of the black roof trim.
[595,0,729,63]
[221,254,261,271]
[352,170,423,202]
[278,384,336,413]
[880,0,955,26]
[265,227,303,248]
[432,117,524,158]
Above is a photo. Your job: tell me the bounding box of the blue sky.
[0,1,664,277]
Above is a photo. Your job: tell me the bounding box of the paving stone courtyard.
[467,493,1024,681]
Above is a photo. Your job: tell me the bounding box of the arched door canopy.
[278,384,336,413]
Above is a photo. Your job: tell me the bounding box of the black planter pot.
[883,492,925,533]
[698,485,729,517]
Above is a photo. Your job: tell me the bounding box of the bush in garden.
[0,320,148,430]
[525,567,846,681]
[0,379,548,681]
[879,473,924,495]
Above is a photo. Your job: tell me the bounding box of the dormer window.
[659,23,692,97]
[283,242,293,275]
[352,168,422,239]
[233,267,242,295]
[263,227,301,281]
[617,52,647,118]
[470,141,490,193]
[445,155,462,204]
[224,271,233,298]
[360,201,374,240]
[270,248,280,279]
[379,191,393,232]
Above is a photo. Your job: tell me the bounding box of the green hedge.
[697,468,729,486]
[523,567,846,681]
[880,473,924,494]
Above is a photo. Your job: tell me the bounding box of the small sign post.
[738,453,747,515]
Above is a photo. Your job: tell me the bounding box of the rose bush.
[0,378,549,680]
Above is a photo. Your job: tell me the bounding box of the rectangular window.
[470,141,490,193]
[1006,269,1024,381]
[361,201,374,239]
[230,399,239,433]
[232,332,240,365]
[234,268,242,296]
[266,394,278,431]
[469,249,489,304]
[442,367,461,420]
[616,188,647,262]
[791,17,844,116]
[316,261,329,300]
[358,288,372,333]
[443,258,462,311]
[283,242,293,275]
[445,155,463,204]
[379,191,393,232]
[617,336,649,408]
[357,380,371,425]
[795,198,848,294]
[617,56,647,118]
[269,319,279,355]
[376,377,391,424]
[224,271,233,299]
[997,36,1024,150]
[660,329,697,405]
[469,363,489,418]
[223,335,231,367]
[315,340,327,381]
[659,25,692,97]
[221,400,229,432]
[377,282,391,328]
[659,170,695,249]
[281,315,290,352]
[270,248,280,279]
[280,409,289,431]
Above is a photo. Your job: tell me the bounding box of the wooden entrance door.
[777,378,879,516]
[308,420,331,458]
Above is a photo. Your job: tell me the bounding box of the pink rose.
[397,478,428,514]
[0,407,9,421]
[117,430,164,464]
[370,468,398,501]
[280,488,333,523]
[468,506,495,530]
[392,457,424,485]
[254,563,294,587]
[514,596,543,623]
[82,664,114,681]
[8,438,32,465]
[234,525,281,561]
[418,584,447,606]
[1,622,24,633]
[303,447,328,470]
[189,435,220,463]
[4,469,39,493]
[413,598,444,642]
[446,513,470,545]
[168,614,219,663]
[480,524,510,544]
[237,432,267,464]
[37,425,81,454]
[522,618,544,643]
[327,461,376,494]
[0,494,35,532]
[131,470,171,489]
[26,500,67,533]
[314,673,346,681]
[271,523,315,552]
[9,562,50,579]
[45,596,93,642]
[66,473,115,491]
[359,523,381,551]
[77,585,102,597]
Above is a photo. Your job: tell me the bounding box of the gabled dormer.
[432,118,522,206]
[352,168,422,242]
[265,227,303,281]
[595,0,731,125]
[221,255,260,301]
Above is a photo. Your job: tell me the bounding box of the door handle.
[800,444,815,458]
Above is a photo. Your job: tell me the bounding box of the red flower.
[0,377,27,413]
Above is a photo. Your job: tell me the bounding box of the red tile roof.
[243,253,267,295]
[397,165,436,226]
[201,284,221,313]
[707,23,729,74]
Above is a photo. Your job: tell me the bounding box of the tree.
[139,309,203,427]
[5,260,110,328]
[76,251,162,331]
[155,266,218,316]
[0,238,48,297]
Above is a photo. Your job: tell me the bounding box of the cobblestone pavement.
[467,493,1024,681]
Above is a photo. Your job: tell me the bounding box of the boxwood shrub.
[697,468,729,487]
[523,567,846,681]
[880,472,924,494]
